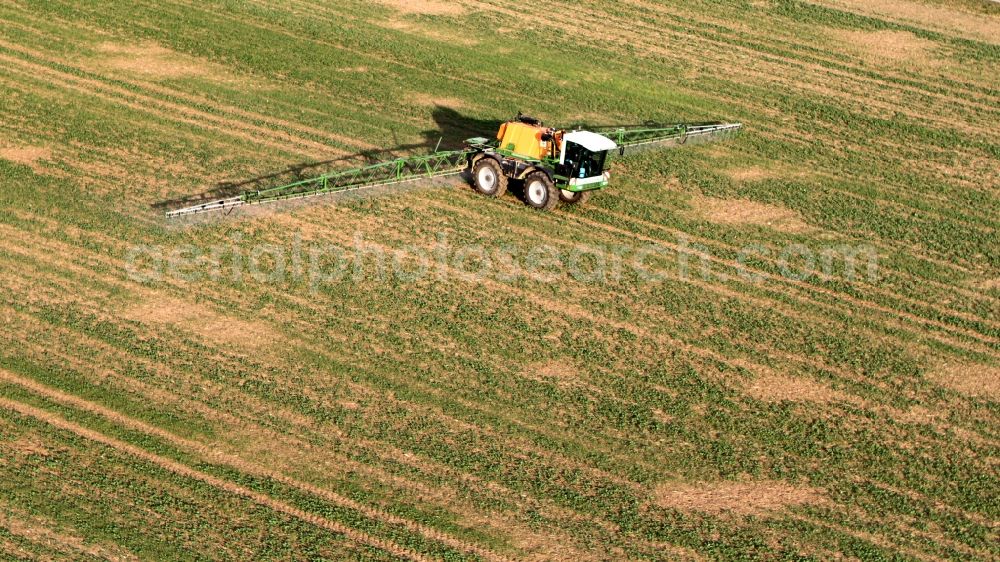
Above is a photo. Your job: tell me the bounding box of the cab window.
[564,142,607,178]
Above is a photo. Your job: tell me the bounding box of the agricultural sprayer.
[166,115,742,218]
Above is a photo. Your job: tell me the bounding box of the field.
[1,0,998,559]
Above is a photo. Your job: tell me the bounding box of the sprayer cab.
[490,115,617,193]
[558,131,617,189]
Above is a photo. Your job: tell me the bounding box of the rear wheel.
[523,171,559,211]
[471,158,507,197]
[559,189,592,205]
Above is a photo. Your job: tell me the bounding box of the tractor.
[465,114,619,210]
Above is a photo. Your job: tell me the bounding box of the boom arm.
[166,149,473,218]
[592,122,743,156]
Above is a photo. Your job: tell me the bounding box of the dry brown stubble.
[377,0,464,16]
[123,297,275,350]
[816,0,1000,43]
[742,371,855,404]
[0,145,51,173]
[381,20,480,47]
[93,42,214,80]
[968,277,1000,292]
[927,363,999,399]
[654,479,826,516]
[408,92,469,109]
[725,166,780,182]
[688,195,813,234]
[832,30,940,67]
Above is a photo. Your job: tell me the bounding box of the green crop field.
[0,0,997,559]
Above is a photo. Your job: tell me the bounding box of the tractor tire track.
[5,212,976,552]
[0,216,618,450]
[0,397,430,562]
[532,0,995,138]
[0,59,315,162]
[596,205,1000,330]
[0,207,980,552]
[0,396,430,562]
[0,255,618,554]
[575,213,999,351]
[147,0,502,101]
[401,195,972,361]
[3,249,624,540]
[0,44,336,160]
[0,16,378,153]
[291,196,997,451]
[3,199,988,444]
[627,0,1000,97]
[526,0,1000,114]
[620,186,995,295]
[0,236,624,478]
[416,191,998,354]
[2,6,483,152]
[0,369,515,562]
[438,184,1000,337]
[1,300,600,553]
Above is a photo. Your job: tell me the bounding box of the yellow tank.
[496,121,552,161]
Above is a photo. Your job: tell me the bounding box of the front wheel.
[523,171,559,211]
[471,158,507,198]
[559,189,592,205]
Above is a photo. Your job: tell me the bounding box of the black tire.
[471,158,507,198]
[559,189,592,205]
[523,171,559,211]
